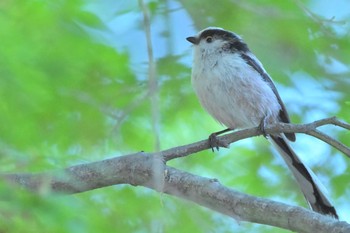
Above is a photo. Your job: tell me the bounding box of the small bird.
[186,27,338,218]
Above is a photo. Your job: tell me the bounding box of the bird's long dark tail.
[269,135,338,218]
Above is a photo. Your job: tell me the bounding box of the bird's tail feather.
[269,135,338,218]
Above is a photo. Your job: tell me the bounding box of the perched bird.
[186,27,338,218]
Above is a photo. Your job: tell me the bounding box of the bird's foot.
[208,128,232,152]
[259,116,269,138]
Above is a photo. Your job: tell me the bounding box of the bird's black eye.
[206,36,213,43]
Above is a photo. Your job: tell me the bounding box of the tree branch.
[3,152,350,233]
[2,117,350,232]
[163,116,350,161]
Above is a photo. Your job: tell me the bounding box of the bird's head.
[186,27,249,55]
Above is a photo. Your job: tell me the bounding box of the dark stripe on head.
[199,28,249,52]
[227,41,249,52]
[199,29,240,41]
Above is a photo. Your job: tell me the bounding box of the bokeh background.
[0,0,349,232]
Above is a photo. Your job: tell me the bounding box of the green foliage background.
[0,0,349,232]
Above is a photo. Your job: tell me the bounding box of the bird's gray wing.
[240,53,295,141]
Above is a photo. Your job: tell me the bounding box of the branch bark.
[2,117,350,232]
[163,116,350,161]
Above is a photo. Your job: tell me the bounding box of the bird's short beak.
[186,36,199,45]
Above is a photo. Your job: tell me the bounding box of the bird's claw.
[259,116,268,138]
[209,133,230,152]
[209,133,220,152]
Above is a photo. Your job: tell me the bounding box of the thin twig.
[311,116,350,130]
[139,0,160,151]
[306,129,350,156]
[331,118,350,130]
[163,117,350,161]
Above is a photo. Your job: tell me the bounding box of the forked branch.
[163,116,350,161]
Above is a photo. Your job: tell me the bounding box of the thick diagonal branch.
[2,153,349,233]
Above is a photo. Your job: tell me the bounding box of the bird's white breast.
[191,51,281,129]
